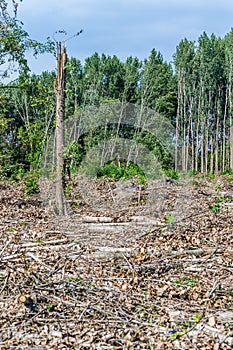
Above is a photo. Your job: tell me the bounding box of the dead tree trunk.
[55,41,67,215]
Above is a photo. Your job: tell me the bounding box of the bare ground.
[1,175,233,349]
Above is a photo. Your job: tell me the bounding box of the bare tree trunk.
[204,120,208,174]
[229,83,233,169]
[199,81,205,174]
[195,120,199,172]
[227,61,233,170]
[230,116,233,170]
[182,82,187,172]
[189,94,195,172]
[175,70,186,173]
[195,97,201,172]
[185,108,192,172]
[55,41,67,215]
[210,134,214,174]
[175,79,181,172]
[215,114,219,175]
[182,128,186,172]
[200,120,204,174]
[222,92,228,172]
[190,124,194,172]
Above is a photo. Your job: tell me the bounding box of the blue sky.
[15,0,233,74]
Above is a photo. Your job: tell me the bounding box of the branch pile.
[0,177,233,349]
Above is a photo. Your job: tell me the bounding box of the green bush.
[97,159,146,183]
[222,167,233,175]
[164,168,179,180]
[24,174,39,196]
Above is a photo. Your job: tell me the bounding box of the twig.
[21,238,68,247]
[189,324,233,346]
[0,237,13,257]
[78,302,91,321]
[26,252,51,271]
[206,278,221,298]
[0,253,22,261]
[122,253,135,277]
[168,248,224,257]
[0,271,10,294]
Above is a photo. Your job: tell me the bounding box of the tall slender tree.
[55,41,67,215]
[224,29,233,170]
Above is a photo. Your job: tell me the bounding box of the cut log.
[130,216,165,225]
[82,216,114,223]
[83,223,130,233]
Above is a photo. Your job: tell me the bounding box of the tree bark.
[55,41,67,215]
[222,91,227,172]
[230,116,233,170]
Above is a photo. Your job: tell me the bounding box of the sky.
[11,0,233,75]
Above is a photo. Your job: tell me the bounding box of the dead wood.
[1,176,233,348]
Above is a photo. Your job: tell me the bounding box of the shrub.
[97,159,146,182]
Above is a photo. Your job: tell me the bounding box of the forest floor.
[1,174,233,349]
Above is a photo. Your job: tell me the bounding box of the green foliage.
[193,313,203,322]
[165,214,176,223]
[140,49,175,116]
[65,57,83,114]
[192,179,200,186]
[18,122,45,170]
[222,167,233,175]
[122,56,141,103]
[135,130,174,171]
[4,20,233,178]
[63,120,175,181]
[24,173,39,196]
[0,1,55,80]
[164,169,179,180]
[0,2,55,179]
[209,202,220,214]
[64,141,85,174]
[46,304,56,312]
[209,196,231,214]
[174,276,197,287]
[97,159,146,182]
[170,330,188,339]
[64,183,73,198]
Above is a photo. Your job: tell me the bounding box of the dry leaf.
[208,315,217,327]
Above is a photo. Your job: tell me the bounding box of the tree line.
[1,0,233,181]
[0,49,177,179]
[174,30,233,174]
